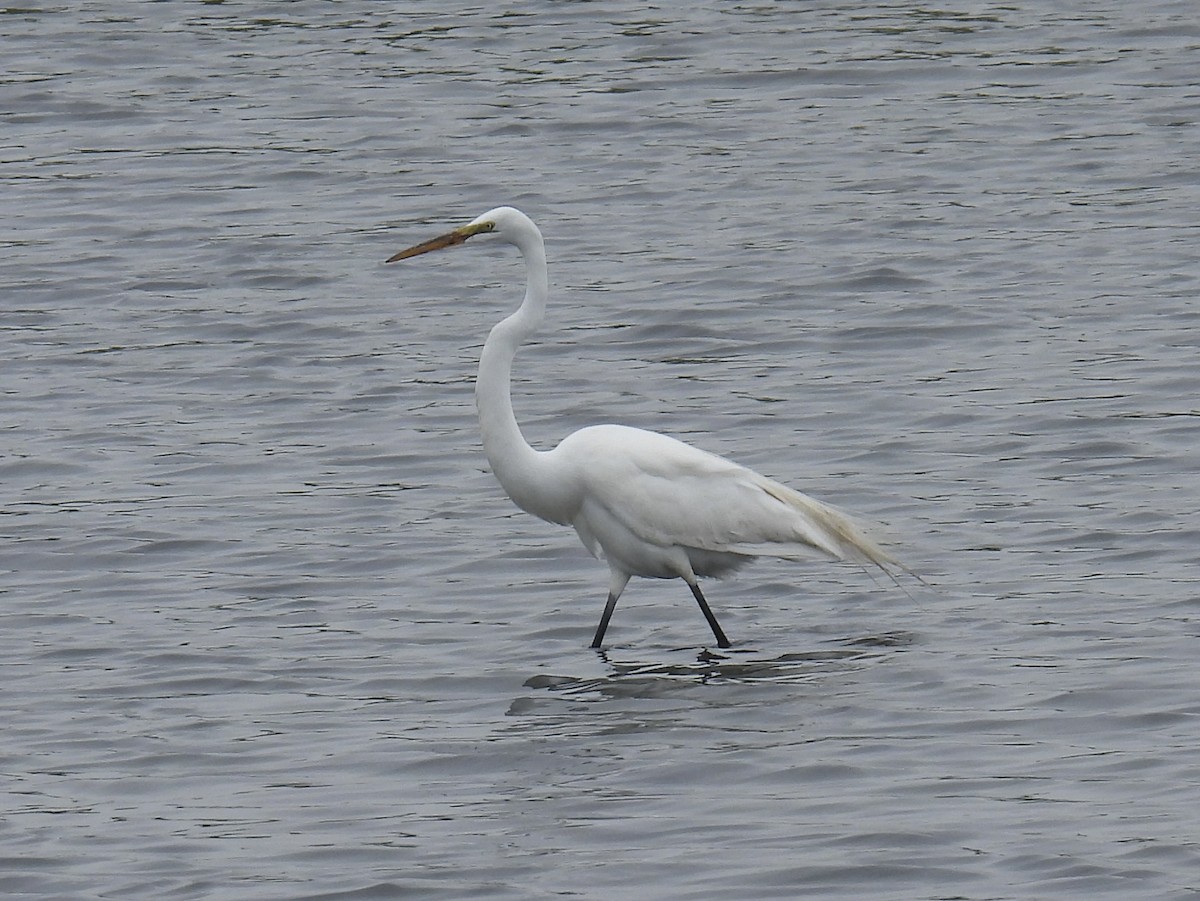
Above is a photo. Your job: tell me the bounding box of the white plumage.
[388,206,901,648]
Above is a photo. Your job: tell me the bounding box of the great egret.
[388,207,901,649]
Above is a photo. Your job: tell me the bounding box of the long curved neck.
[474,231,555,516]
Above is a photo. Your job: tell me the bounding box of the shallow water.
[4,2,1199,898]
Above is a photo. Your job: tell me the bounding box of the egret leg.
[689,583,731,649]
[591,592,619,648]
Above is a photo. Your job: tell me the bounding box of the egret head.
[386,206,537,263]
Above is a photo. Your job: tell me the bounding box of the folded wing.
[555,424,898,573]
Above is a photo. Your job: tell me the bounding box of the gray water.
[4,2,1199,898]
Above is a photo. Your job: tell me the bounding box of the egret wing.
[557,425,894,569]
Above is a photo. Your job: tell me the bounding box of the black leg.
[689,583,730,648]
[591,592,619,648]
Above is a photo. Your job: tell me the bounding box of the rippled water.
[4,2,1199,898]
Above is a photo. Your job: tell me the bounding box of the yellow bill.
[386,219,495,263]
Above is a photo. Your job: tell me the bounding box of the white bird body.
[389,206,900,648]
[548,424,868,566]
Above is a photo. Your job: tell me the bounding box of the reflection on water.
[521,631,919,701]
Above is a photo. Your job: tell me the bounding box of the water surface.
[4,2,1199,898]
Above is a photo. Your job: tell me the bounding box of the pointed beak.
[386,220,493,263]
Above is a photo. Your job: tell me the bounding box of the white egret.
[388,207,901,648]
